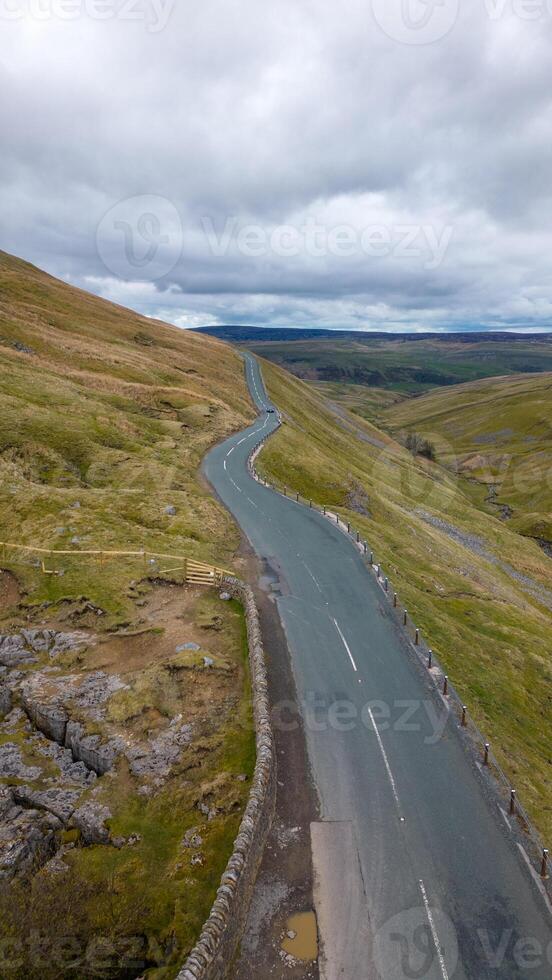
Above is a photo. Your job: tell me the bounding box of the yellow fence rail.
[0,541,230,587]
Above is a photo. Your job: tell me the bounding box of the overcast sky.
[2,0,552,331]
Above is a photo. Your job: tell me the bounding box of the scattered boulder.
[182,828,203,849]
[219,591,231,601]
[164,505,177,516]
[70,802,111,845]
[176,642,200,653]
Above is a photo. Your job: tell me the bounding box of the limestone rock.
[126,722,192,780]
[70,802,111,845]
[0,788,61,879]
[0,635,37,668]
[13,787,81,824]
[0,742,43,781]
[65,721,124,776]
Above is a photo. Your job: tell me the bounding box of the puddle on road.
[280,911,318,961]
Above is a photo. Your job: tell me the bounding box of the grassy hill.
[0,250,255,617]
[0,251,256,978]
[384,373,552,547]
[255,359,552,841]
[209,331,552,394]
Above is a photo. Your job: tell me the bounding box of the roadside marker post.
[403,609,408,625]
[443,675,449,696]
[428,649,433,668]
[415,628,420,645]
[393,592,398,607]
[461,705,467,727]
[484,743,490,766]
[541,849,549,879]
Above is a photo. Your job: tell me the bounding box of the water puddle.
[280,911,318,961]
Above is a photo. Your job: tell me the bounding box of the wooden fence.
[0,541,230,587]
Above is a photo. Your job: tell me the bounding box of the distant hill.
[198,327,552,394]
[194,325,552,345]
[384,371,552,546]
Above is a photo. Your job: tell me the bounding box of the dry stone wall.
[177,578,276,980]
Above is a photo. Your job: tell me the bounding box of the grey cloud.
[1,0,552,330]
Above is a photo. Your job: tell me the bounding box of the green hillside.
[0,252,256,977]
[384,373,552,547]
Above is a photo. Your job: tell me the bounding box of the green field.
[240,335,552,393]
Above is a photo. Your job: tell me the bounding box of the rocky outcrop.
[126,718,192,781]
[65,721,124,776]
[13,786,81,824]
[0,681,11,718]
[0,786,61,880]
[177,579,276,980]
[21,694,68,744]
[0,634,37,668]
[70,802,112,845]
[0,742,42,781]
[0,629,90,668]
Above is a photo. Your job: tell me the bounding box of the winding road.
[204,354,552,980]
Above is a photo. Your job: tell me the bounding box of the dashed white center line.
[303,561,323,594]
[367,706,404,821]
[223,460,227,470]
[229,478,242,493]
[418,880,450,980]
[246,497,258,509]
[227,446,235,456]
[332,617,358,672]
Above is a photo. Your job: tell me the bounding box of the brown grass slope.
[0,250,254,618]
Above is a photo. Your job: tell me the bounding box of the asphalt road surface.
[204,354,552,980]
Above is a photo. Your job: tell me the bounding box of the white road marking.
[223,460,227,470]
[230,478,242,493]
[418,880,450,980]
[332,617,358,672]
[303,561,323,593]
[246,497,258,509]
[367,707,404,819]
[227,446,235,456]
